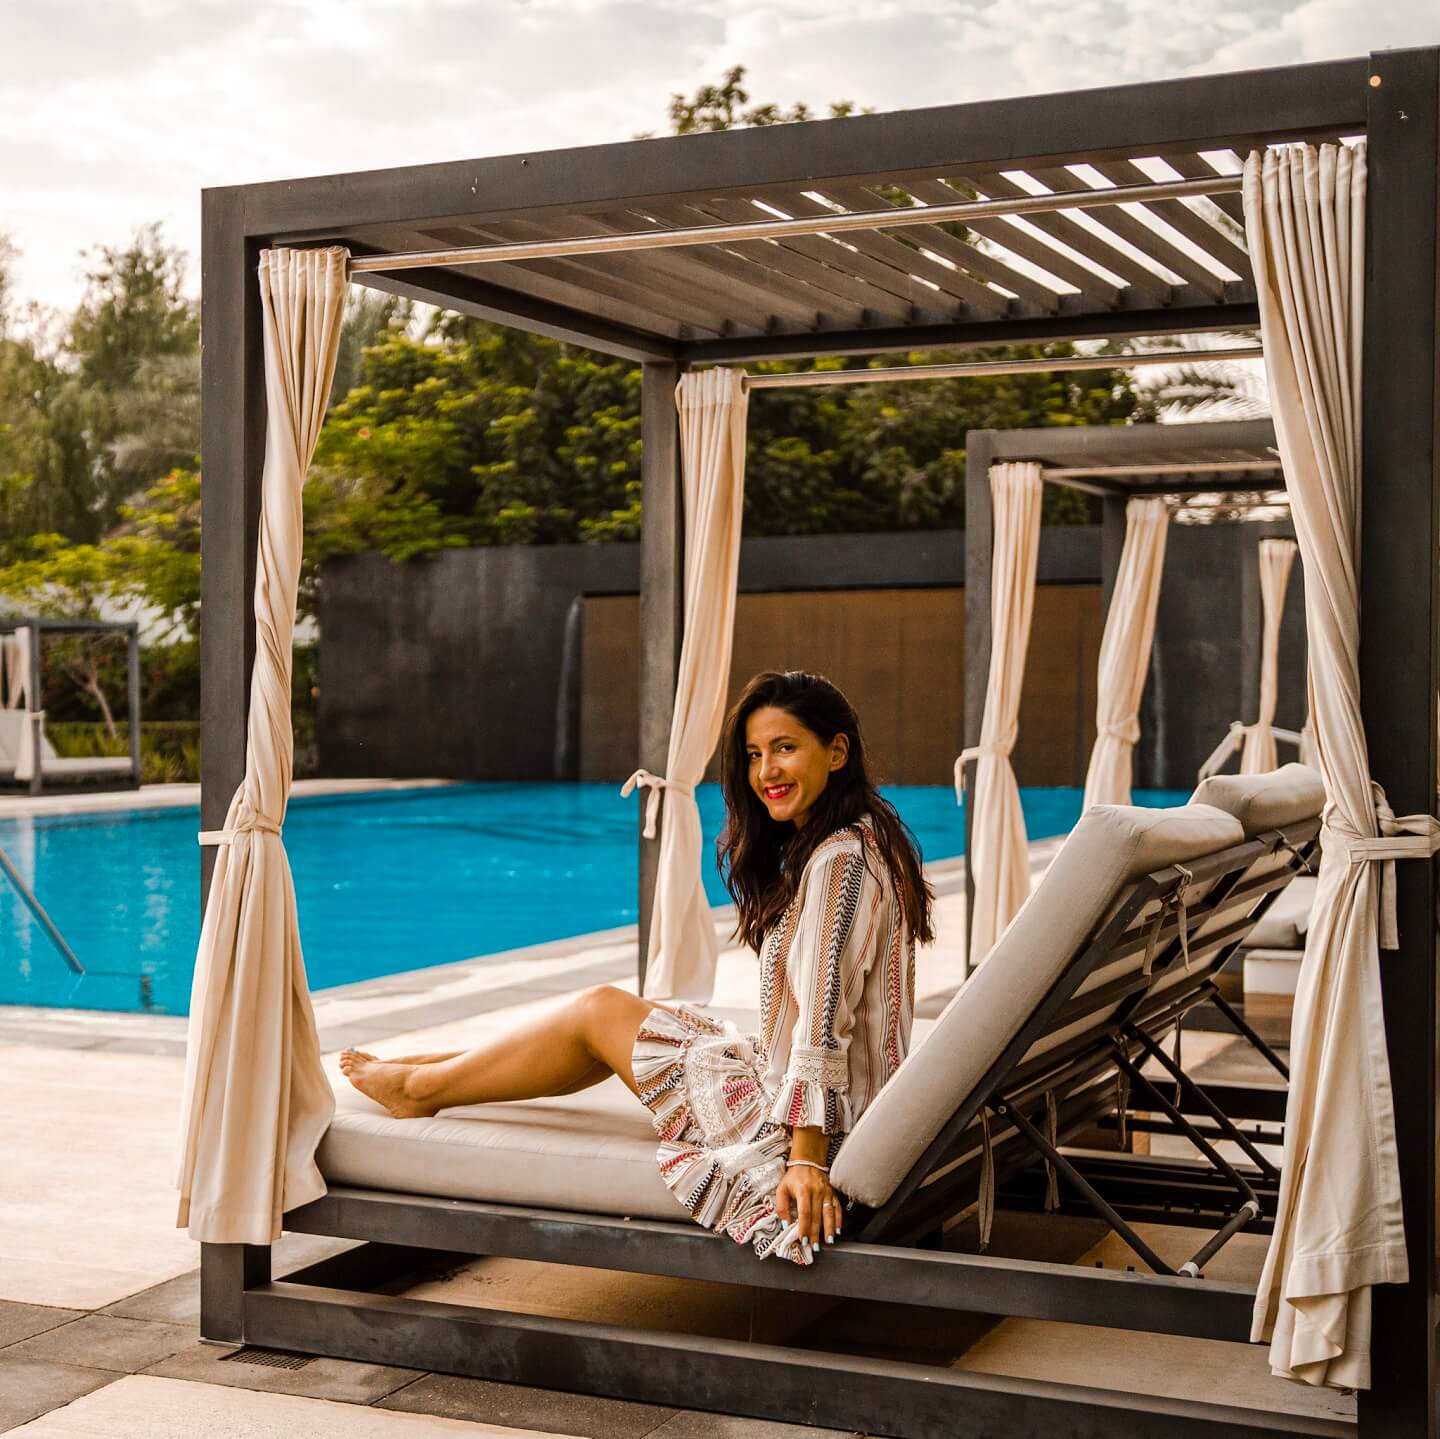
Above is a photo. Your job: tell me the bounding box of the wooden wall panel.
[580,585,1102,788]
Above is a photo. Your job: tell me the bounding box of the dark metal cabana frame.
[0,617,142,796]
[198,50,1439,1437]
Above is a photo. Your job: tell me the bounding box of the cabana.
[191,51,1439,1437]
[959,417,1294,957]
[0,618,141,795]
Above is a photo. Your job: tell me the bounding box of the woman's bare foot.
[339,1050,437,1118]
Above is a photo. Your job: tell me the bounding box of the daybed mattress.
[1242,874,1315,950]
[317,1016,938,1220]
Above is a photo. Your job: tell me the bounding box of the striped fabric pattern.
[758,816,914,1135]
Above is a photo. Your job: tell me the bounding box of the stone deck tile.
[646,1416,858,1439]
[2,1375,585,1437]
[2,1316,193,1375]
[0,1304,84,1351]
[377,1374,677,1439]
[0,1358,114,1432]
[141,1341,423,1407]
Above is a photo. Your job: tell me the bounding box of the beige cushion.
[0,712,117,778]
[320,1020,945,1221]
[318,1073,682,1221]
[1243,874,1316,950]
[831,802,1245,1208]
[1190,763,1324,837]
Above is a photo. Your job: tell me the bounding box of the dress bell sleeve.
[765,840,869,1136]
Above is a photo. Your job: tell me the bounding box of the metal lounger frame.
[201,818,1331,1438]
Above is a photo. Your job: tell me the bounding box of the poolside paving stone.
[142,1340,425,1407]
[646,1415,858,1439]
[2,1316,194,1374]
[0,1305,85,1351]
[95,1273,198,1328]
[0,1358,115,1432]
[377,1374,678,1439]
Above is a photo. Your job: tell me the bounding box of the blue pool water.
[1,783,1186,1016]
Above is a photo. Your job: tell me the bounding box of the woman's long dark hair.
[718,670,934,952]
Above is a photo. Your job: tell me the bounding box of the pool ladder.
[0,842,84,975]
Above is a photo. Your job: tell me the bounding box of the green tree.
[67,225,200,530]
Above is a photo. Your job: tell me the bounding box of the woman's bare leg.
[339,985,657,1119]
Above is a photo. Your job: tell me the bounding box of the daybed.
[207,765,1322,1437]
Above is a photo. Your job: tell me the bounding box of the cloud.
[1,0,1431,316]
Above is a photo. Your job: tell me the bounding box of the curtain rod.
[348,174,1244,273]
[740,345,1263,389]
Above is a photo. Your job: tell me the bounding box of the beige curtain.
[1245,142,1437,1389]
[624,368,748,1001]
[175,248,348,1243]
[1240,537,1298,773]
[3,627,31,710]
[959,461,1043,962]
[1082,497,1168,809]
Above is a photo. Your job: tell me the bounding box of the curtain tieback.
[952,743,1009,804]
[1323,789,1440,949]
[621,769,695,840]
[1198,720,1255,780]
[1098,719,1141,746]
[198,814,283,846]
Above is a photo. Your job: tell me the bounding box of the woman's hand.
[775,1126,841,1253]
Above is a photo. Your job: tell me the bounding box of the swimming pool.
[1,783,1186,1015]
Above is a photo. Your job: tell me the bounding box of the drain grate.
[220,1346,314,1370]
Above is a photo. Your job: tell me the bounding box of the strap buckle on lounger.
[621,769,695,839]
[1272,828,1316,875]
[1141,865,1193,976]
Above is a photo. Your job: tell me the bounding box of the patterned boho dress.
[631,814,915,1264]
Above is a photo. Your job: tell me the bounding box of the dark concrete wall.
[317,522,1305,789]
[1136,519,1306,788]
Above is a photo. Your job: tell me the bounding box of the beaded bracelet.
[785,1158,830,1174]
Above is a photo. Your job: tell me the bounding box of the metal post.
[27,624,41,798]
[1356,45,1440,1439]
[199,188,265,905]
[636,359,684,990]
[197,190,271,1315]
[126,623,142,787]
[200,1242,270,1345]
[961,431,995,970]
[1100,495,1126,616]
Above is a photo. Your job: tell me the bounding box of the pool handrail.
[0,841,84,975]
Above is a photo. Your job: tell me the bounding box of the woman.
[341,670,933,1264]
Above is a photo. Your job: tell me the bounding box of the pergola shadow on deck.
[200,50,1438,1438]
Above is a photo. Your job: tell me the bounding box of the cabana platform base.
[215,1271,1349,1439]
[201,45,1438,1437]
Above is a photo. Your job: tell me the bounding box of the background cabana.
[0,617,141,796]
[960,418,1298,957]
[194,50,1440,1438]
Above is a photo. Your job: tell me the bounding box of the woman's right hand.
[775,1162,842,1252]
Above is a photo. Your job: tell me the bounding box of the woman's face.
[745,704,849,829]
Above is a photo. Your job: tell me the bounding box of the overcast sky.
[4,0,1436,318]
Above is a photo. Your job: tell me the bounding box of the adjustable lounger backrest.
[832,802,1246,1213]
